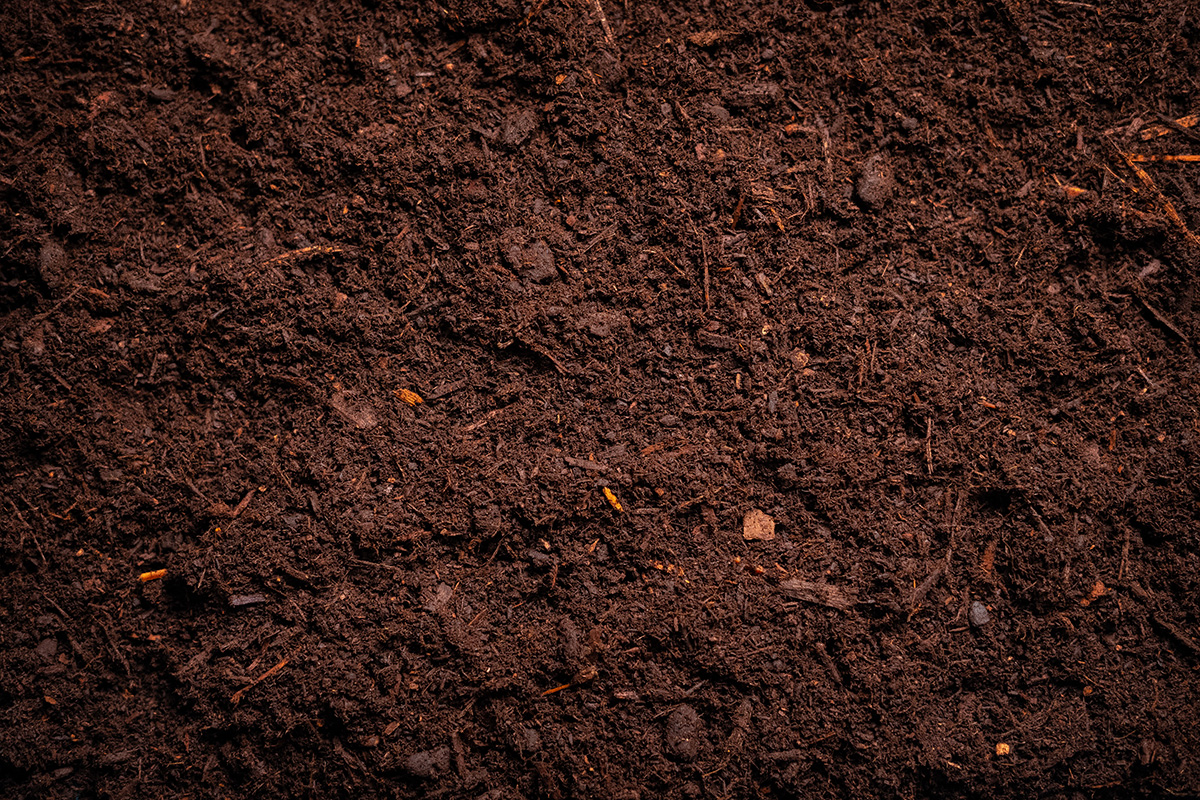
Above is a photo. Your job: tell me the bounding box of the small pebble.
[760,48,776,61]
[969,601,991,628]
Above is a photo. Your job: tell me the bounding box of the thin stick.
[231,657,290,704]
[259,245,341,268]
[592,0,615,47]
[232,487,257,518]
[925,417,934,476]
[1138,113,1200,140]
[692,223,710,312]
[10,500,46,563]
[1124,153,1200,163]
[522,0,551,27]
[1118,149,1200,246]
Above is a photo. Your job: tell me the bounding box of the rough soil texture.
[2,1,1199,797]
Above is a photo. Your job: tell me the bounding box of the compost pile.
[2,0,1199,797]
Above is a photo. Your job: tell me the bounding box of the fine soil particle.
[2,0,1200,798]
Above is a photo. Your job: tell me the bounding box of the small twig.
[943,485,966,584]
[10,500,46,563]
[397,258,437,316]
[908,565,944,617]
[574,224,617,256]
[692,223,710,312]
[1124,153,1200,163]
[1115,146,1200,246]
[30,284,84,324]
[592,0,615,47]
[925,417,935,476]
[522,0,552,27]
[258,245,342,268]
[1118,526,1131,581]
[1134,113,1200,141]
[1132,292,1189,343]
[231,657,290,704]
[647,248,686,278]
[232,487,257,518]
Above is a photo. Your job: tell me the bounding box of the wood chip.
[564,455,607,471]
[779,579,856,611]
[742,509,776,541]
[688,29,738,47]
[395,388,424,406]
[602,487,623,512]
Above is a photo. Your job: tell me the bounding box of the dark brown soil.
[2,0,1199,797]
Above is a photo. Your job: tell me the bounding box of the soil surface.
[2,1,1199,797]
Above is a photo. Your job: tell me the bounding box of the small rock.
[404,746,451,779]
[901,116,919,132]
[742,509,776,542]
[760,48,776,61]
[665,705,702,761]
[147,86,175,102]
[969,601,991,628]
[855,153,895,209]
[36,638,58,659]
